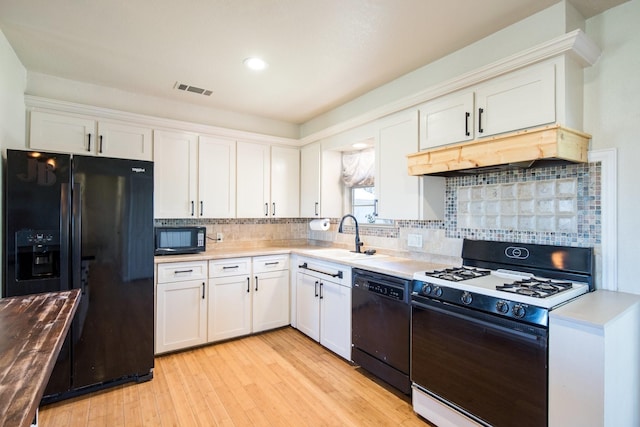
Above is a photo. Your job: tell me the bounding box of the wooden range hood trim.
[407,125,591,176]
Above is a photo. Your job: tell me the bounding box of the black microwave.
[154,226,206,255]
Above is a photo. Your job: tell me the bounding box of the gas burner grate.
[496,278,573,298]
[423,266,491,282]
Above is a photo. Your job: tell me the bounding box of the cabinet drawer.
[209,257,251,277]
[253,255,289,273]
[157,261,207,283]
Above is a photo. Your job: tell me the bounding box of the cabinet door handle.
[255,276,259,291]
[465,112,470,137]
[478,108,484,134]
[314,202,319,216]
[272,202,276,216]
[202,282,205,299]
[99,135,103,153]
[87,133,92,152]
[246,277,250,293]
[319,282,324,299]
[191,201,195,216]
[200,201,204,216]
[264,203,269,216]
[314,280,319,297]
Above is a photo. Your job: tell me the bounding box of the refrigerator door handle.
[72,181,83,292]
[60,183,71,290]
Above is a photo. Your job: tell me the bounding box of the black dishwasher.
[352,268,411,394]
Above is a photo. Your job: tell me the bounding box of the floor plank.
[39,327,431,426]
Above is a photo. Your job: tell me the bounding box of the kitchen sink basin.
[303,248,388,261]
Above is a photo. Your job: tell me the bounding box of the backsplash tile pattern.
[156,162,600,256]
[456,178,579,233]
[444,161,600,246]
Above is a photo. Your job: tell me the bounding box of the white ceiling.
[0,0,626,125]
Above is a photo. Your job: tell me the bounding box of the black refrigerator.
[3,149,154,402]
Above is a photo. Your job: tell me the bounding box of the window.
[351,186,393,225]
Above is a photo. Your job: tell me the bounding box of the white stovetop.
[413,269,589,309]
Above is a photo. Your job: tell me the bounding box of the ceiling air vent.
[174,82,213,96]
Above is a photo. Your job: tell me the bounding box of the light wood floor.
[39,327,431,426]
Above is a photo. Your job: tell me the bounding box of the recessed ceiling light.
[243,57,268,71]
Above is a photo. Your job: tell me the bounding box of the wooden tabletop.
[0,289,80,427]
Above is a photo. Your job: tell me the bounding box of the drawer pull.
[264,261,280,266]
[223,265,240,269]
[174,269,194,274]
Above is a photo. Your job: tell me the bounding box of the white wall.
[0,28,27,151]
[0,28,27,298]
[584,0,640,294]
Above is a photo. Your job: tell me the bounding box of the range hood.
[407,125,591,177]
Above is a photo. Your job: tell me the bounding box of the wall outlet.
[408,234,422,248]
[216,232,224,242]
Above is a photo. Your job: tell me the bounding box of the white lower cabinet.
[208,255,290,342]
[296,258,351,360]
[155,261,208,354]
[208,258,252,342]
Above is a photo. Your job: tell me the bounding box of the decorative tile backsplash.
[456,178,578,233]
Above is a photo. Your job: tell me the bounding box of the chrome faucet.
[338,214,363,253]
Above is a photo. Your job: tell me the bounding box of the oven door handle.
[411,298,547,344]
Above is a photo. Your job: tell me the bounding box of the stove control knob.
[421,283,432,295]
[461,291,473,305]
[496,300,509,314]
[513,304,526,318]
[433,286,443,297]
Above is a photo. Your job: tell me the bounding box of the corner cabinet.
[208,255,289,343]
[236,142,300,218]
[29,110,153,160]
[155,261,208,354]
[296,257,352,360]
[376,110,445,220]
[154,130,236,218]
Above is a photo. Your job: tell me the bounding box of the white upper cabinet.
[198,136,236,218]
[420,91,474,150]
[418,61,556,150]
[237,142,300,218]
[300,142,342,218]
[475,62,555,138]
[30,110,152,160]
[377,110,444,220]
[154,130,236,219]
[153,129,198,218]
[376,110,421,220]
[236,141,271,218]
[270,145,300,218]
[96,121,153,160]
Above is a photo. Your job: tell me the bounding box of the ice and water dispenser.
[15,229,61,280]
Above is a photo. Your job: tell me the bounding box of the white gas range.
[410,239,594,427]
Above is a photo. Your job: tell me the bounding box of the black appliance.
[411,239,593,427]
[352,268,411,394]
[3,149,154,403]
[154,226,206,255]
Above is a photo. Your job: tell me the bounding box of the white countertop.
[155,246,451,280]
[550,289,640,328]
